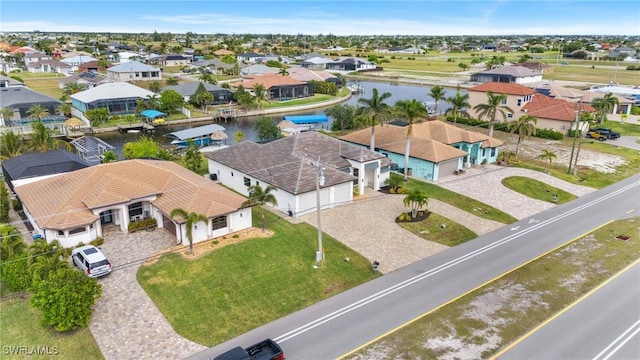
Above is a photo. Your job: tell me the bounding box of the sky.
[1,0,639,36]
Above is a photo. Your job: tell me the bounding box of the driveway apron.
[89,227,206,360]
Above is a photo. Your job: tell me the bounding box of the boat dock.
[216,107,240,121]
[117,123,155,134]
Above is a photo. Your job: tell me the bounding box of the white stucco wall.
[174,207,252,246]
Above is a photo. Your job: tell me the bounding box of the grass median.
[347,217,640,359]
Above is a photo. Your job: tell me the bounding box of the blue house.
[339,120,503,181]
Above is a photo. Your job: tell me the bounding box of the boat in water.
[281,114,328,132]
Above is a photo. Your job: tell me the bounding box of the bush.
[12,199,22,212]
[308,80,338,96]
[631,105,640,116]
[30,267,102,332]
[397,212,411,222]
[90,237,104,247]
[535,128,564,140]
[128,217,157,232]
[0,254,31,292]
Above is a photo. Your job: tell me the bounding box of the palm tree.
[356,88,392,151]
[428,85,447,115]
[253,83,269,109]
[593,93,620,124]
[62,82,84,98]
[279,67,289,76]
[27,238,69,282]
[29,120,72,152]
[242,184,278,233]
[1,107,15,124]
[395,99,428,181]
[233,130,246,144]
[144,94,160,110]
[27,104,50,121]
[169,208,208,255]
[507,115,538,159]
[403,189,428,218]
[0,224,25,262]
[0,130,25,160]
[445,92,470,123]
[326,104,357,133]
[473,91,514,137]
[57,103,72,118]
[165,77,179,86]
[539,149,557,174]
[148,80,162,93]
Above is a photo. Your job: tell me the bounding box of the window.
[482,148,486,156]
[491,148,496,157]
[507,113,513,118]
[69,227,85,235]
[57,230,65,236]
[243,177,251,187]
[517,99,522,106]
[501,98,507,105]
[212,216,227,230]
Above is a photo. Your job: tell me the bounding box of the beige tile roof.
[340,120,503,162]
[469,82,537,96]
[14,160,245,230]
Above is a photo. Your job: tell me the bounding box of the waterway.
[96,79,463,157]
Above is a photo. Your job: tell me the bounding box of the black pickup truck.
[213,339,284,360]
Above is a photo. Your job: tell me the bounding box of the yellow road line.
[492,256,640,359]
[336,220,614,359]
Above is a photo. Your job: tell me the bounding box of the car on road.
[72,245,112,278]
[589,127,621,140]
[585,130,607,141]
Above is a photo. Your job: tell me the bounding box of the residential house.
[468,82,536,121]
[470,65,543,84]
[0,59,20,73]
[148,54,191,66]
[394,47,426,54]
[232,74,313,100]
[340,120,503,181]
[23,52,50,67]
[1,149,89,194]
[237,52,264,63]
[60,55,98,68]
[286,66,342,87]
[213,49,235,57]
[27,59,73,74]
[162,81,234,104]
[521,95,595,133]
[325,57,378,73]
[58,72,113,91]
[240,64,280,76]
[538,83,632,114]
[106,60,162,82]
[205,132,392,218]
[257,54,293,64]
[190,59,236,75]
[13,159,252,248]
[513,62,553,74]
[0,86,63,126]
[301,56,333,70]
[78,60,112,73]
[71,82,155,115]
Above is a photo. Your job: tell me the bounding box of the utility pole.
[567,97,583,175]
[312,158,325,265]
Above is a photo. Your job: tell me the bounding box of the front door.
[100,210,113,224]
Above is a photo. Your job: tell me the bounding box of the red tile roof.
[469,82,537,96]
[231,74,305,90]
[522,94,596,122]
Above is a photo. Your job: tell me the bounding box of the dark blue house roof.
[2,149,89,192]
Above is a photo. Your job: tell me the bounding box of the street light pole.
[314,160,325,264]
[567,97,583,175]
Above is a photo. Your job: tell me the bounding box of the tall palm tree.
[428,85,447,115]
[29,120,72,152]
[1,107,15,124]
[0,224,25,262]
[356,88,392,151]
[0,130,25,160]
[57,103,72,118]
[507,115,538,159]
[62,82,84,98]
[594,92,620,124]
[539,149,557,174]
[395,99,428,181]
[445,92,470,123]
[165,77,179,86]
[253,83,269,109]
[169,208,208,255]
[233,130,246,144]
[279,67,289,76]
[473,91,514,137]
[242,184,277,233]
[27,104,50,121]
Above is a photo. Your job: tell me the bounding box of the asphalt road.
[499,261,640,360]
[187,174,640,360]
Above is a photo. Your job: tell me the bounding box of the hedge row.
[447,116,564,140]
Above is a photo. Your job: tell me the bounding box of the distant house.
[1,149,89,194]
[60,55,98,68]
[58,72,113,90]
[213,49,235,57]
[162,82,234,104]
[394,47,425,54]
[286,67,342,87]
[190,59,235,74]
[231,74,313,101]
[71,82,155,115]
[325,57,378,73]
[240,64,280,76]
[468,82,535,121]
[148,54,191,66]
[0,86,64,126]
[470,65,543,84]
[14,159,252,248]
[27,59,73,74]
[106,60,162,82]
[340,120,503,181]
[23,52,50,66]
[301,56,333,70]
[513,62,553,74]
[205,132,391,217]
[237,52,264,63]
[0,59,20,73]
[78,60,112,73]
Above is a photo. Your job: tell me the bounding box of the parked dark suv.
[587,128,621,140]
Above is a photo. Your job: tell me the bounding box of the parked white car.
[72,245,112,278]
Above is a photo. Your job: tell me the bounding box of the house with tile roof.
[106,60,162,81]
[470,65,543,84]
[339,120,503,181]
[13,159,251,248]
[205,132,392,218]
[70,82,155,115]
[286,67,342,87]
[58,71,114,91]
[231,74,313,101]
[162,81,234,104]
[468,82,536,122]
[240,64,281,76]
[27,59,73,74]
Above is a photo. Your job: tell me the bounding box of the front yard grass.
[398,212,477,247]
[0,294,103,360]
[501,176,577,204]
[348,217,640,359]
[261,94,335,109]
[138,207,379,346]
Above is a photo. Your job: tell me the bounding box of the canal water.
[96,80,463,157]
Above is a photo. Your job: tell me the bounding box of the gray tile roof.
[205,132,387,195]
[107,60,159,73]
[0,86,61,107]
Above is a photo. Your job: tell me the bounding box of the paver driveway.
[89,226,206,360]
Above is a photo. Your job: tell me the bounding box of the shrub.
[0,254,31,292]
[631,105,640,116]
[535,128,564,140]
[397,213,411,222]
[30,266,102,332]
[128,217,157,232]
[12,199,22,212]
[90,237,104,246]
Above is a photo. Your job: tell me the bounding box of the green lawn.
[348,218,640,359]
[398,174,518,224]
[398,212,477,247]
[501,176,577,204]
[0,294,103,360]
[262,94,336,109]
[138,207,379,346]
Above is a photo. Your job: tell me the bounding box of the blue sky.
[1,1,638,36]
